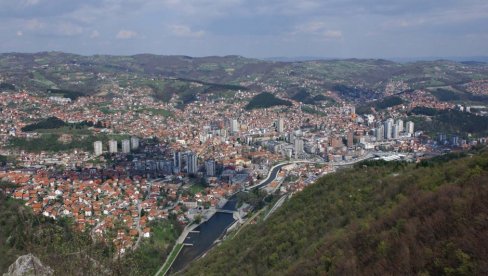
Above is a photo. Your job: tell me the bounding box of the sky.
[0,0,487,59]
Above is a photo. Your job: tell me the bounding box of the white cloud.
[251,0,323,16]
[16,30,23,36]
[294,21,326,33]
[116,29,137,39]
[384,2,488,30]
[17,18,86,36]
[292,21,342,39]
[90,30,100,38]
[23,18,44,30]
[161,0,242,17]
[22,0,41,7]
[169,25,205,38]
[57,22,83,36]
[323,30,342,39]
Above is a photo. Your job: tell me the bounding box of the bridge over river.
[214,208,234,214]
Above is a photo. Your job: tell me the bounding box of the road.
[246,160,321,191]
[135,180,155,251]
[133,203,143,250]
[332,153,374,167]
[263,194,288,221]
[232,208,265,237]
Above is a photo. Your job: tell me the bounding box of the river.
[168,163,287,274]
[169,197,237,273]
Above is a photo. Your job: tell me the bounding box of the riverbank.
[169,211,235,273]
[154,208,216,276]
[155,243,183,276]
[163,162,308,274]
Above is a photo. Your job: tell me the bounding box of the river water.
[169,197,237,273]
[168,164,285,274]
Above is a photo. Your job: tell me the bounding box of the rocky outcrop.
[3,254,53,276]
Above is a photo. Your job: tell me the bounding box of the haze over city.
[0,0,487,58]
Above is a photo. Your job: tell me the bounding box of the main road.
[246,160,322,191]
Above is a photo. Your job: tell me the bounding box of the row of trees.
[21,117,104,132]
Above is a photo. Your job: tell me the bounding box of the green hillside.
[356,96,405,114]
[183,149,488,275]
[408,107,488,137]
[245,92,292,110]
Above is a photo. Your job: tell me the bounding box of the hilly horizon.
[3,50,488,63]
[2,51,488,108]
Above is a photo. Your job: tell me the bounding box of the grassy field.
[36,126,92,135]
[151,220,180,245]
[125,219,181,276]
[32,71,57,87]
[187,185,205,197]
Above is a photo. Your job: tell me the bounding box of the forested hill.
[183,149,488,275]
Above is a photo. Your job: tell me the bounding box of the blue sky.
[0,0,487,58]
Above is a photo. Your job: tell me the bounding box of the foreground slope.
[0,191,180,275]
[184,150,488,275]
